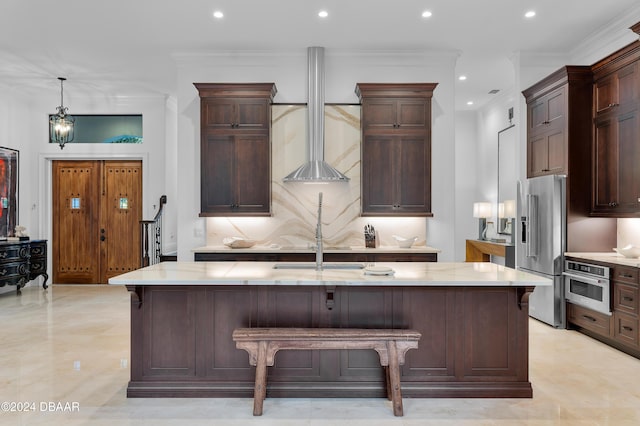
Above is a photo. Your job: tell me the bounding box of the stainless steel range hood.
[283,47,350,182]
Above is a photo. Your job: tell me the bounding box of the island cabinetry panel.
[591,42,640,216]
[195,83,276,216]
[522,66,592,178]
[356,83,437,216]
[125,283,532,398]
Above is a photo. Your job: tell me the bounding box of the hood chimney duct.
[283,47,350,182]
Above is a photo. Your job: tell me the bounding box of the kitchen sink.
[273,263,364,270]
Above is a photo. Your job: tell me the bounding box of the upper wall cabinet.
[590,39,640,217]
[356,83,437,216]
[522,66,592,179]
[194,83,277,216]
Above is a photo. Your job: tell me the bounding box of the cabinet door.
[202,98,269,130]
[362,99,427,130]
[595,62,639,116]
[362,136,396,213]
[592,111,640,215]
[200,134,270,214]
[397,136,431,213]
[362,136,431,215]
[233,135,270,212]
[528,87,565,134]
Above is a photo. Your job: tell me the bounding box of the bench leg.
[386,340,404,416]
[253,340,268,416]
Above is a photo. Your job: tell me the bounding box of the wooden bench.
[232,327,421,417]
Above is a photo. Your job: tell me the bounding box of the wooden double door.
[53,160,142,284]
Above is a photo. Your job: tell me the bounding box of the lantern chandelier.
[49,77,75,149]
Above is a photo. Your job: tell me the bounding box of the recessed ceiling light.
[213,10,224,19]
[458,75,467,81]
[318,10,328,18]
[422,10,433,18]
[524,10,536,18]
[467,101,474,106]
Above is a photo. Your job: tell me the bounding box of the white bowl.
[392,235,418,248]
[613,245,640,258]
[223,237,256,249]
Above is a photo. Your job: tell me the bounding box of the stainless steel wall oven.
[563,260,611,315]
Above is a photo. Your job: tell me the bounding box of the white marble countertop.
[565,252,640,268]
[192,245,441,254]
[108,261,550,287]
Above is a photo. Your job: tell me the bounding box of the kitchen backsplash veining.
[206,104,427,248]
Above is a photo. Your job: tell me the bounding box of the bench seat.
[233,327,421,416]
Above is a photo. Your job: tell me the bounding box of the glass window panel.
[71,198,81,209]
[48,114,143,144]
[119,198,128,209]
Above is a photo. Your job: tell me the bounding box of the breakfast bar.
[109,261,550,399]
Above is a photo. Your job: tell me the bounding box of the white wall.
[0,88,173,288]
[453,110,478,260]
[175,49,458,261]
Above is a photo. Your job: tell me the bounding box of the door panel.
[53,161,101,283]
[53,160,142,284]
[101,162,142,282]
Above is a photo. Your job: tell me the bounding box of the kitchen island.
[109,261,550,399]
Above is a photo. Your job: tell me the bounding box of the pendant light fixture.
[49,77,75,149]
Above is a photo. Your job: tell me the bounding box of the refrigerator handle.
[526,194,538,257]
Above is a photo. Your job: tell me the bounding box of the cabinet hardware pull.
[620,274,634,278]
[0,252,6,258]
[543,120,550,124]
[622,326,633,332]
[582,314,597,322]
[0,269,6,276]
[623,296,634,302]
[608,202,618,207]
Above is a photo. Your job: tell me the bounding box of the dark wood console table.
[465,239,515,268]
[0,239,48,295]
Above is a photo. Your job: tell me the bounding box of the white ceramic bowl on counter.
[613,245,640,258]
[223,237,256,249]
[392,235,418,248]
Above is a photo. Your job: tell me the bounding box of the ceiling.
[1,0,640,110]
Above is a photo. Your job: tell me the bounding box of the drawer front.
[30,242,47,258]
[568,303,612,336]
[614,282,639,316]
[0,261,29,286]
[613,266,639,285]
[0,245,30,262]
[613,312,639,347]
[29,259,46,275]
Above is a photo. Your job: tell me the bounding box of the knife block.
[365,232,377,248]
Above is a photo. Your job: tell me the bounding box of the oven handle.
[562,271,609,286]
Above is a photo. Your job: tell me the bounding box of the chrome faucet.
[315,192,323,271]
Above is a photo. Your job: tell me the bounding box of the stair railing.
[140,195,167,267]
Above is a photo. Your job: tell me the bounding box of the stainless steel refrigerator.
[516,174,566,328]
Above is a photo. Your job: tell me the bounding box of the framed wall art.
[0,146,18,237]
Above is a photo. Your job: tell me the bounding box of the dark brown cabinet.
[566,258,640,358]
[522,66,592,178]
[612,265,639,348]
[0,240,48,294]
[356,83,437,216]
[194,83,276,216]
[591,50,640,216]
[194,251,438,262]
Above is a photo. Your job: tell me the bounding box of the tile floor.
[1,283,639,425]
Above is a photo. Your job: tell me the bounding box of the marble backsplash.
[206,105,427,248]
